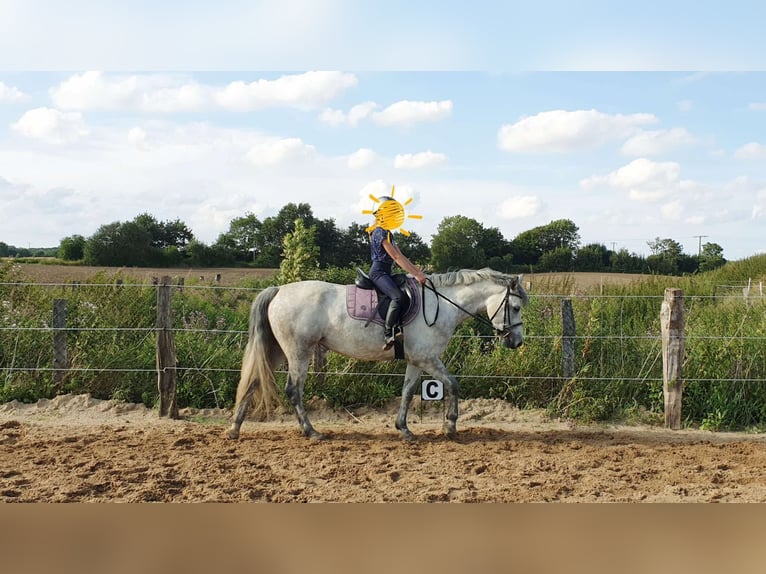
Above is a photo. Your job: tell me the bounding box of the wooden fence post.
[561,298,575,380]
[52,298,69,390]
[156,276,179,419]
[661,288,684,429]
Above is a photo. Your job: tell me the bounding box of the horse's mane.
[428,268,529,303]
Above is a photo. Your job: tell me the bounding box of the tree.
[84,221,153,266]
[257,203,316,267]
[58,235,86,261]
[338,222,371,268]
[575,243,610,272]
[699,242,726,272]
[611,248,646,273]
[539,246,574,272]
[133,213,193,251]
[314,217,345,268]
[510,219,580,267]
[278,219,319,283]
[647,237,684,274]
[396,231,431,266]
[539,219,581,253]
[430,215,489,271]
[215,213,262,262]
[186,240,234,267]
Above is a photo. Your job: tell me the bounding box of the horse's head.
[485,274,527,349]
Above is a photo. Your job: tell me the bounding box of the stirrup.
[383,327,402,350]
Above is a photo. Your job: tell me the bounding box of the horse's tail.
[235,286,282,417]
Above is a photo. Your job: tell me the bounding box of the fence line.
[4,365,765,384]
[3,278,766,428]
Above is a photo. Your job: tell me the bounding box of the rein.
[421,279,522,335]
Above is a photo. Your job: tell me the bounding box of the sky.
[1,1,766,260]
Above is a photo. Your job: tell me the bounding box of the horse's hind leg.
[228,383,257,440]
[285,357,323,440]
[395,364,422,441]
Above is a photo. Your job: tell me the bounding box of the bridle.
[422,280,523,338]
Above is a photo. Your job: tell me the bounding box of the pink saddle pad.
[345,278,420,327]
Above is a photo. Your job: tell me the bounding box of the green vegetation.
[3,203,728,275]
[1,255,765,431]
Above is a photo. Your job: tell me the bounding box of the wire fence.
[2,278,766,426]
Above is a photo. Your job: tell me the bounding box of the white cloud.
[372,100,453,127]
[320,102,378,127]
[347,148,376,170]
[748,102,766,111]
[216,71,357,111]
[0,81,26,102]
[12,107,88,143]
[661,200,684,220]
[678,99,693,112]
[498,109,657,152]
[620,127,697,156]
[499,195,542,219]
[393,151,447,169]
[128,127,147,149]
[319,108,346,127]
[734,142,766,160]
[753,188,766,219]
[356,180,390,213]
[581,158,681,192]
[51,70,357,113]
[244,137,316,167]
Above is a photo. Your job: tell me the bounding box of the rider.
[368,196,428,350]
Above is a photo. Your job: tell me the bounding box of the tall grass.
[2,255,766,430]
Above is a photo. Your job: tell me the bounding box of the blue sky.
[1,1,766,260]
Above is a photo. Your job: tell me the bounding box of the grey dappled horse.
[228,268,528,441]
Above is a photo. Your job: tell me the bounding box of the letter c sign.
[421,379,444,401]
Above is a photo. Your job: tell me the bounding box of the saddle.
[346,268,420,327]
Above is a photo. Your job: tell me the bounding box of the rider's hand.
[415,271,428,284]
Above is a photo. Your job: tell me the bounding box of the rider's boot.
[383,299,403,350]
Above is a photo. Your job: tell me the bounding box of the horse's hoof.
[442,423,457,440]
[399,429,416,442]
[227,428,240,440]
[307,430,326,441]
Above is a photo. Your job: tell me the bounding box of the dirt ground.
[3,394,766,502]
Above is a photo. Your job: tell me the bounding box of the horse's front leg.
[417,359,459,439]
[395,364,422,441]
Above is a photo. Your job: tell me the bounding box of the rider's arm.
[383,239,427,284]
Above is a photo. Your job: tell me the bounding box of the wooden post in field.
[661,288,684,429]
[52,298,69,390]
[561,299,576,380]
[156,276,179,419]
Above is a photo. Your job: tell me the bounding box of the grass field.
[9,263,277,286]
[8,262,651,290]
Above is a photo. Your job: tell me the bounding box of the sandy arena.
[2,394,766,502]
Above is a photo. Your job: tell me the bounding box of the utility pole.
[693,235,708,257]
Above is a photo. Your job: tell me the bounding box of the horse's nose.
[503,336,523,349]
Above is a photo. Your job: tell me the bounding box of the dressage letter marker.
[421,379,444,401]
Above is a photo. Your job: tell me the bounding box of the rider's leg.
[370,274,404,349]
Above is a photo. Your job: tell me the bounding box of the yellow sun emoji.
[362,185,423,236]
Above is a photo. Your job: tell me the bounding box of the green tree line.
[3,203,727,275]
